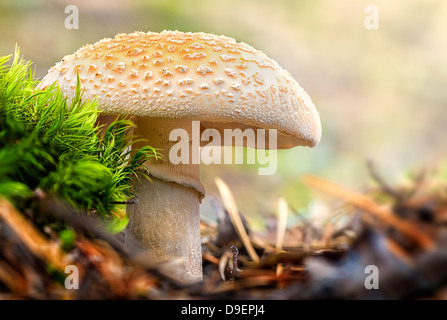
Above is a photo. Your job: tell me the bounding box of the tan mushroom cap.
[40,30,321,148]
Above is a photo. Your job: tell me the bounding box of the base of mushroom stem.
[125,176,203,283]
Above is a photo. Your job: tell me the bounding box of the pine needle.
[301,174,435,250]
[276,197,288,252]
[215,178,260,263]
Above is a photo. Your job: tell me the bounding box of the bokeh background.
[1,0,446,230]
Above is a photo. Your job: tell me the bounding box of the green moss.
[0,50,159,223]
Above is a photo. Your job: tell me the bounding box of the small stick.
[111,198,138,205]
[367,160,402,200]
[301,175,435,250]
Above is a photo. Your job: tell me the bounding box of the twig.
[301,175,435,250]
[367,160,402,200]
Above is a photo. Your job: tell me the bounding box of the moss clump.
[0,51,158,223]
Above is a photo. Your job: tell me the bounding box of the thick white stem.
[125,117,204,282]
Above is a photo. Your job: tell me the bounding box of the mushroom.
[39,31,321,282]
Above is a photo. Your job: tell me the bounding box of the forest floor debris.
[1,163,446,300]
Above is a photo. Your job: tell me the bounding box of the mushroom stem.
[125,117,204,282]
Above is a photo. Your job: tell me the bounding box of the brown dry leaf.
[77,238,127,295]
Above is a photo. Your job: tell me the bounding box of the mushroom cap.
[39,31,321,148]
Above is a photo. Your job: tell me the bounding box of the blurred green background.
[1,0,446,230]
